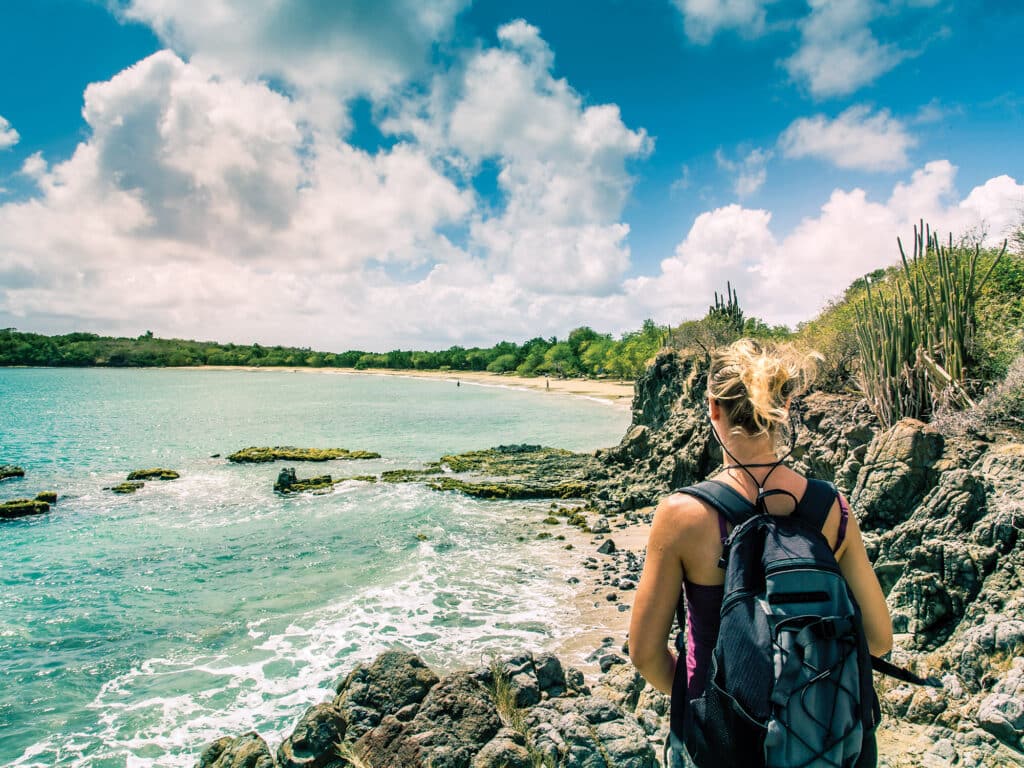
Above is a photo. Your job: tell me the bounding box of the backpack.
[668,478,935,768]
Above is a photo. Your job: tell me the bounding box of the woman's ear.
[708,397,720,420]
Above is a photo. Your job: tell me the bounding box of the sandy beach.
[187,365,636,408]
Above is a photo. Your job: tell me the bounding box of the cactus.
[855,221,1007,426]
[709,280,745,336]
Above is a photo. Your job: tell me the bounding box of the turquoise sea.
[0,368,630,767]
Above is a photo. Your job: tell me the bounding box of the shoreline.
[179,365,636,408]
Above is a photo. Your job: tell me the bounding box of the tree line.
[0,321,671,380]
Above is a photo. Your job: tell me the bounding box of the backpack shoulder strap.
[793,478,838,531]
[676,480,756,528]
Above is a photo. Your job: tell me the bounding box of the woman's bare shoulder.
[650,491,714,541]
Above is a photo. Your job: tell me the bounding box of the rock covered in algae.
[110,481,145,494]
[0,465,25,481]
[126,468,181,481]
[35,491,58,504]
[383,444,599,500]
[274,467,336,494]
[0,498,50,519]
[227,446,381,463]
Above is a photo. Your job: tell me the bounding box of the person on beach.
[628,339,893,767]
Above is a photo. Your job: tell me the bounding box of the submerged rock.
[0,498,50,519]
[0,464,25,481]
[127,468,181,481]
[227,446,381,463]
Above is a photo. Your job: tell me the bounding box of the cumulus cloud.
[120,0,469,128]
[386,20,652,296]
[778,105,916,171]
[0,24,655,349]
[624,160,1024,328]
[715,147,772,197]
[671,0,774,43]
[0,115,19,150]
[784,0,905,98]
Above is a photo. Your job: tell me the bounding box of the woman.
[628,338,892,766]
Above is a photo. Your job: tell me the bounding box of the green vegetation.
[854,223,1007,425]
[0,320,670,380]
[226,446,381,463]
[126,468,180,481]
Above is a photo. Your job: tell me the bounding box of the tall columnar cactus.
[709,280,745,337]
[855,221,1007,426]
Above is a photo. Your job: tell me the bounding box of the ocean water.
[0,368,630,767]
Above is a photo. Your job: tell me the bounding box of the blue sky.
[0,0,1021,350]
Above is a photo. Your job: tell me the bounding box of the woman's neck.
[718,433,778,467]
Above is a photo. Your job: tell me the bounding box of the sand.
[189,365,635,408]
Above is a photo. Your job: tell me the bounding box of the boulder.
[195,731,274,768]
[334,651,439,742]
[851,418,944,530]
[524,695,656,768]
[473,728,532,768]
[354,671,501,768]
[276,703,346,768]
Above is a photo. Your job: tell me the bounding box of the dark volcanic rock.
[274,468,336,494]
[851,418,944,531]
[195,731,274,768]
[592,352,718,511]
[276,703,346,768]
[334,650,440,743]
[355,671,501,768]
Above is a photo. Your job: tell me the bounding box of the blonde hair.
[708,338,819,437]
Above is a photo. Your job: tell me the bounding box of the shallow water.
[0,368,629,766]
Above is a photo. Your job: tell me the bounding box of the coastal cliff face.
[591,350,1024,766]
[195,351,1023,767]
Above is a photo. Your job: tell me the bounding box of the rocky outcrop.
[0,464,25,481]
[383,445,601,501]
[127,468,181,480]
[196,651,660,768]
[197,732,275,768]
[851,419,945,530]
[274,468,337,494]
[228,447,381,463]
[590,352,718,511]
[0,498,50,519]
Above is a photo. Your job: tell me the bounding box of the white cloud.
[778,105,916,171]
[671,0,773,44]
[20,152,47,180]
[624,161,1024,329]
[0,115,19,150]
[715,147,772,197]
[784,0,904,98]
[386,20,652,296]
[0,27,656,349]
[120,0,469,129]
